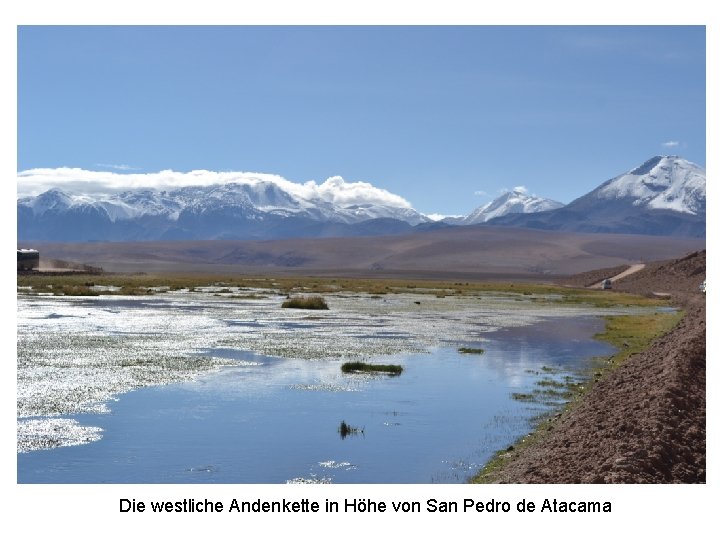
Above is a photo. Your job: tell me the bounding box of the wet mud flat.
[17,289,643,483]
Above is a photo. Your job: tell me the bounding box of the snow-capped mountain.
[592,155,705,215]
[17,178,430,242]
[16,156,706,242]
[458,188,564,225]
[488,156,706,237]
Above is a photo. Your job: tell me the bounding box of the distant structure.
[17,248,39,271]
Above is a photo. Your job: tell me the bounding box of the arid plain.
[27,225,705,279]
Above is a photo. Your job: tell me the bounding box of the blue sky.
[17,25,705,216]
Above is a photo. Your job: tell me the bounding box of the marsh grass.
[17,273,669,307]
[594,311,684,366]
[458,347,485,355]
[281,295,329,310]
[339,421,363,439]
[341,361,403,376]
[56,285,101,296]
[536,378,565,388]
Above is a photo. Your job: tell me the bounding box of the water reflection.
[17,291,627,483]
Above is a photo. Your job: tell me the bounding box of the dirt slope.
[613,250,706,297]
[484,251,706,483]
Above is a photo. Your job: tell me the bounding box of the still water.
[17,291,617,483]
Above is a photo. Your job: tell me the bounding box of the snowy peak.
[462,188,564,225]
[24,188,75,214]
[594,156,705,215]
[116,190,183,218]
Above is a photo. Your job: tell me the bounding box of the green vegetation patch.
[594,311,684,366]
[281,295,329,310]
[341,361,403,376]
[458,347,485,355]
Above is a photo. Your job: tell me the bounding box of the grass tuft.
[341,361,403,376]
[339,420,363,439]
[281,295,329,310]
[458,347,485,355]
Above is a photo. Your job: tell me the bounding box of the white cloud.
[299,175,411,208]
[95,163,140,171]
[473,190,487,197]
[662,141,680,148]
[499,185,528,195]
[16,167,412,209]
[425,213,462,221]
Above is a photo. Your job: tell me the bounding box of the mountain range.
[486,156,705,237]
[17,180,429,242]
[17,155,706,242]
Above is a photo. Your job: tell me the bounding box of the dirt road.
[589,263,646,289]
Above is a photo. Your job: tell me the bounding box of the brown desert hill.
[25,225,705,279]
[480,251,706,483]
[612,250,706,297]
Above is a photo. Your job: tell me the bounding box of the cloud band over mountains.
[17,167,413,209]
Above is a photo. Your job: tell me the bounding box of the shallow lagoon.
[17,290,626,483]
